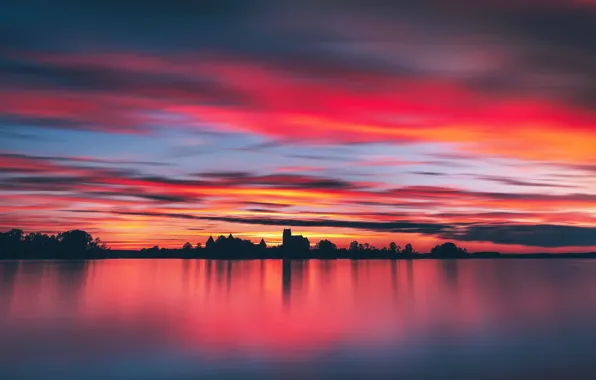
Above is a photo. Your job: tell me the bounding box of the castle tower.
[283,229,292,246]
[206,235,215,249]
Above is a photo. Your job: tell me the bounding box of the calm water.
[1,259,596,379]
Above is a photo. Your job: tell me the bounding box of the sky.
[1,0,596,252]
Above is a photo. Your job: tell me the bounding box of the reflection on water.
[1,259,596,379]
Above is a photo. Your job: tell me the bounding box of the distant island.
[1,228,596,260]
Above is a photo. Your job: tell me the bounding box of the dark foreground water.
[1,259,596,379]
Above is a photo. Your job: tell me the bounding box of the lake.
[1,259,596,379]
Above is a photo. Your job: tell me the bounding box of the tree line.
[133,234,470,259]
[0,228,470,260]
[0,229,107,259]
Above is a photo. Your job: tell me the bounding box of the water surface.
[1,259,596,379]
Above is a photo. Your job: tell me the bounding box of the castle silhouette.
[282,229,310,253]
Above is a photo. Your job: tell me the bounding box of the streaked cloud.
[1,0,595,251]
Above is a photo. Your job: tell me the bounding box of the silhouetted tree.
[315,239,337,252]
[195,242,202,249]
[349,241,360,251]
[389,242,399,253]
[90,237,107,252]
[430,242,469,258]
[182,242,193,250]
[403,243,414,255]
[24,232,56,256]
[57,230,95,257]
[0,229,24,255]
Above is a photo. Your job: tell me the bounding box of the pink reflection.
[2,259,596,361]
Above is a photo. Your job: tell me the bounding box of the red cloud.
[4,53,595,163]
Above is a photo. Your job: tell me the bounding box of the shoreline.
[2,251,596,261]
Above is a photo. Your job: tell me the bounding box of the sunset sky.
[2,0,596,252]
